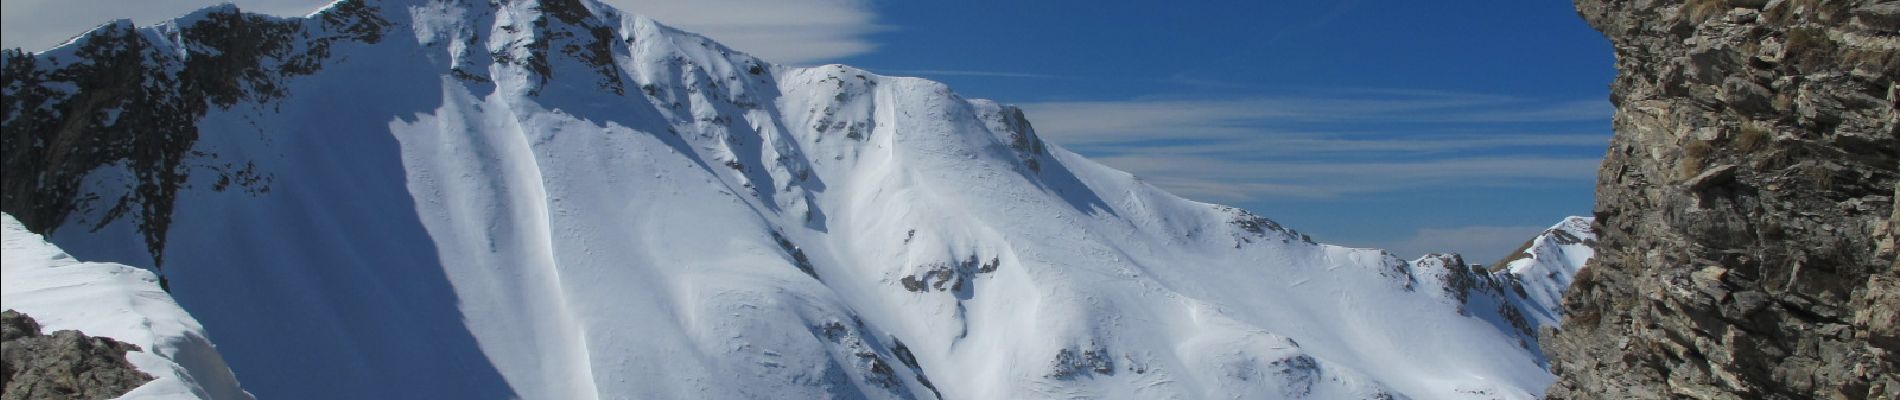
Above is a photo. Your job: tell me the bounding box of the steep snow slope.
[2,1,1583,399]
[1405,217,1597,359]
[0,213,251,400]
[1498,216,1596,330]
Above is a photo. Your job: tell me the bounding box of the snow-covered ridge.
[4,1,1588,399]
[0,213,251,400]
[1500,216,1597,329]
[1404,216,1596,358]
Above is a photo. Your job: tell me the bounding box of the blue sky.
[0,0,1614,263]
[832,1,1616,262]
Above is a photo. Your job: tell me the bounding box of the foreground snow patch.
[0,213,250,400]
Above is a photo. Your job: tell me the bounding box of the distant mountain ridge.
[2,1,1593,398]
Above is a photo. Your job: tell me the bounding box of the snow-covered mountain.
[1,1,1591,398]
[1406,217,1598,355]
[1495,216,1596,332]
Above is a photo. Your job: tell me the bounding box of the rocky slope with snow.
[3,310,153,400]
[3,1,1592,398]
[1545,0,1898,399]
[1493,216,1596,335]
[1,214,251,400]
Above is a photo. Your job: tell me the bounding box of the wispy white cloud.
[2,0,885,65]
[1094,154,1603,200]
[1020,94,1607,144]
[1018,93,1610,201]
[1374,225,1548,265]
[1163,72,1265,90]
[882,69,1067,79]
[604,0,883,65]
[1120,132,1609,156]
[1414,99,1612,123]
[1132,175,1354,200]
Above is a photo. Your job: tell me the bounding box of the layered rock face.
[1545,1,1899,399]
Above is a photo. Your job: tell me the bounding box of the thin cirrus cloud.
[0,0,329,52]
[0,0,882,66]
[1383,225,1551,265]
[1019,91,1611,201]
[882,69,1069,79]
[607,0,883,65]
[1094,154,1605,200]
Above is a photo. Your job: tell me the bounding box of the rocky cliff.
[1544,1,1899,399]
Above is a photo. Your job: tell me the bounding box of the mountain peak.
[2,2,1581,398]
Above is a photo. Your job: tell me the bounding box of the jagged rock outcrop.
[0,0,386,267]
[1545,1,1899,399]
[0,310,153,400]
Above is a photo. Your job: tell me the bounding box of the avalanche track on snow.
[0,1,1593,399]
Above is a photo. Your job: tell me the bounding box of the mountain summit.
[3,1,1585,398]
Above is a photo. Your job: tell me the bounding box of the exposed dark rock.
[1423,254,1481,306]
[1045,344,1115,380]
[861,355,899,389]
[1546,0,1899,399]
[1,310,153,400]
[1418,254,1515,313]
[1424,255,1533,348]
[899,263,961,293]
[1222,206,1281,236]
[1269,354,1319,398]
[996,105,1047,172]
[0,2,385,267]
[768,230,817,279]
[1218,206,1312,247]
[888,337,941,399]
[898,274,928,292]
[912,371,942,400]
[810,318,919,397]
[534,0,625,95]
[889,338,920,369]
[898,254,999,294]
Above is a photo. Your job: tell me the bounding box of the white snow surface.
[1397,216,1596,369]
[23,1,1596,399]
[1,214,252,400]
[1502,216,1597,329]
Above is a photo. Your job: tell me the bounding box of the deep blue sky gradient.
[836,1,1616,262]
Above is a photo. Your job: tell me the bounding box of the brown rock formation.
[1,310,153,400]
[1544,0,1899,399]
